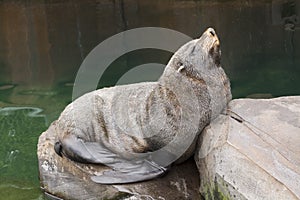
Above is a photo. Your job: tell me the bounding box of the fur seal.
[54,28,231,184]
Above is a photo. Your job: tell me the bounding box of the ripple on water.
[19,90,57,96]
[0,183,41,199]
[0,107,46,121]
[0,84,15,90]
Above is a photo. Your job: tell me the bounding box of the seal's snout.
[203,28,221,66]
[205,28,216,37]
[209,28,220,44]
[197,28,220,52]
[208,28,216,37]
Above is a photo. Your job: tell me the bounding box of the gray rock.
[195,96,300,200]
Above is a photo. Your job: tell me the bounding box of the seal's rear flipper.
[56,135,171,184]
[57,135,119,164]
[91,160,169,184]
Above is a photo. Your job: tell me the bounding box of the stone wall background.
[0,0,299,97]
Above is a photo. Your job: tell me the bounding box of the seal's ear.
[177,65,185,73]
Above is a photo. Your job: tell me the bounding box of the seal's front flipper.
[91,160,169,184]
[56,135,118,164]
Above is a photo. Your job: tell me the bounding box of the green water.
[0,87,72,200]
[0,0,300,199]
[0,107,46,200]
[0,108,44,200]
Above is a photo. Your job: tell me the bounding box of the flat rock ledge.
[196,96,300,200]
[37,122,201,200]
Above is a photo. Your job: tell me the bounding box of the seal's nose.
[205,27,219,45]
[208,28,216,37]
[205,28,217,38]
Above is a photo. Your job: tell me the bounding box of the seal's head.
[171,27,222,74]
[162,27,231,119]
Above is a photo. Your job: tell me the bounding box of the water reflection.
[0,0,299,199]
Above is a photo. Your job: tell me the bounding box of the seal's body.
[54,28,231,184]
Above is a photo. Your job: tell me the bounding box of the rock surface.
[37,121,201,200]
[196,96,300,200]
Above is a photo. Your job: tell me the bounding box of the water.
[0,0,299,199]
